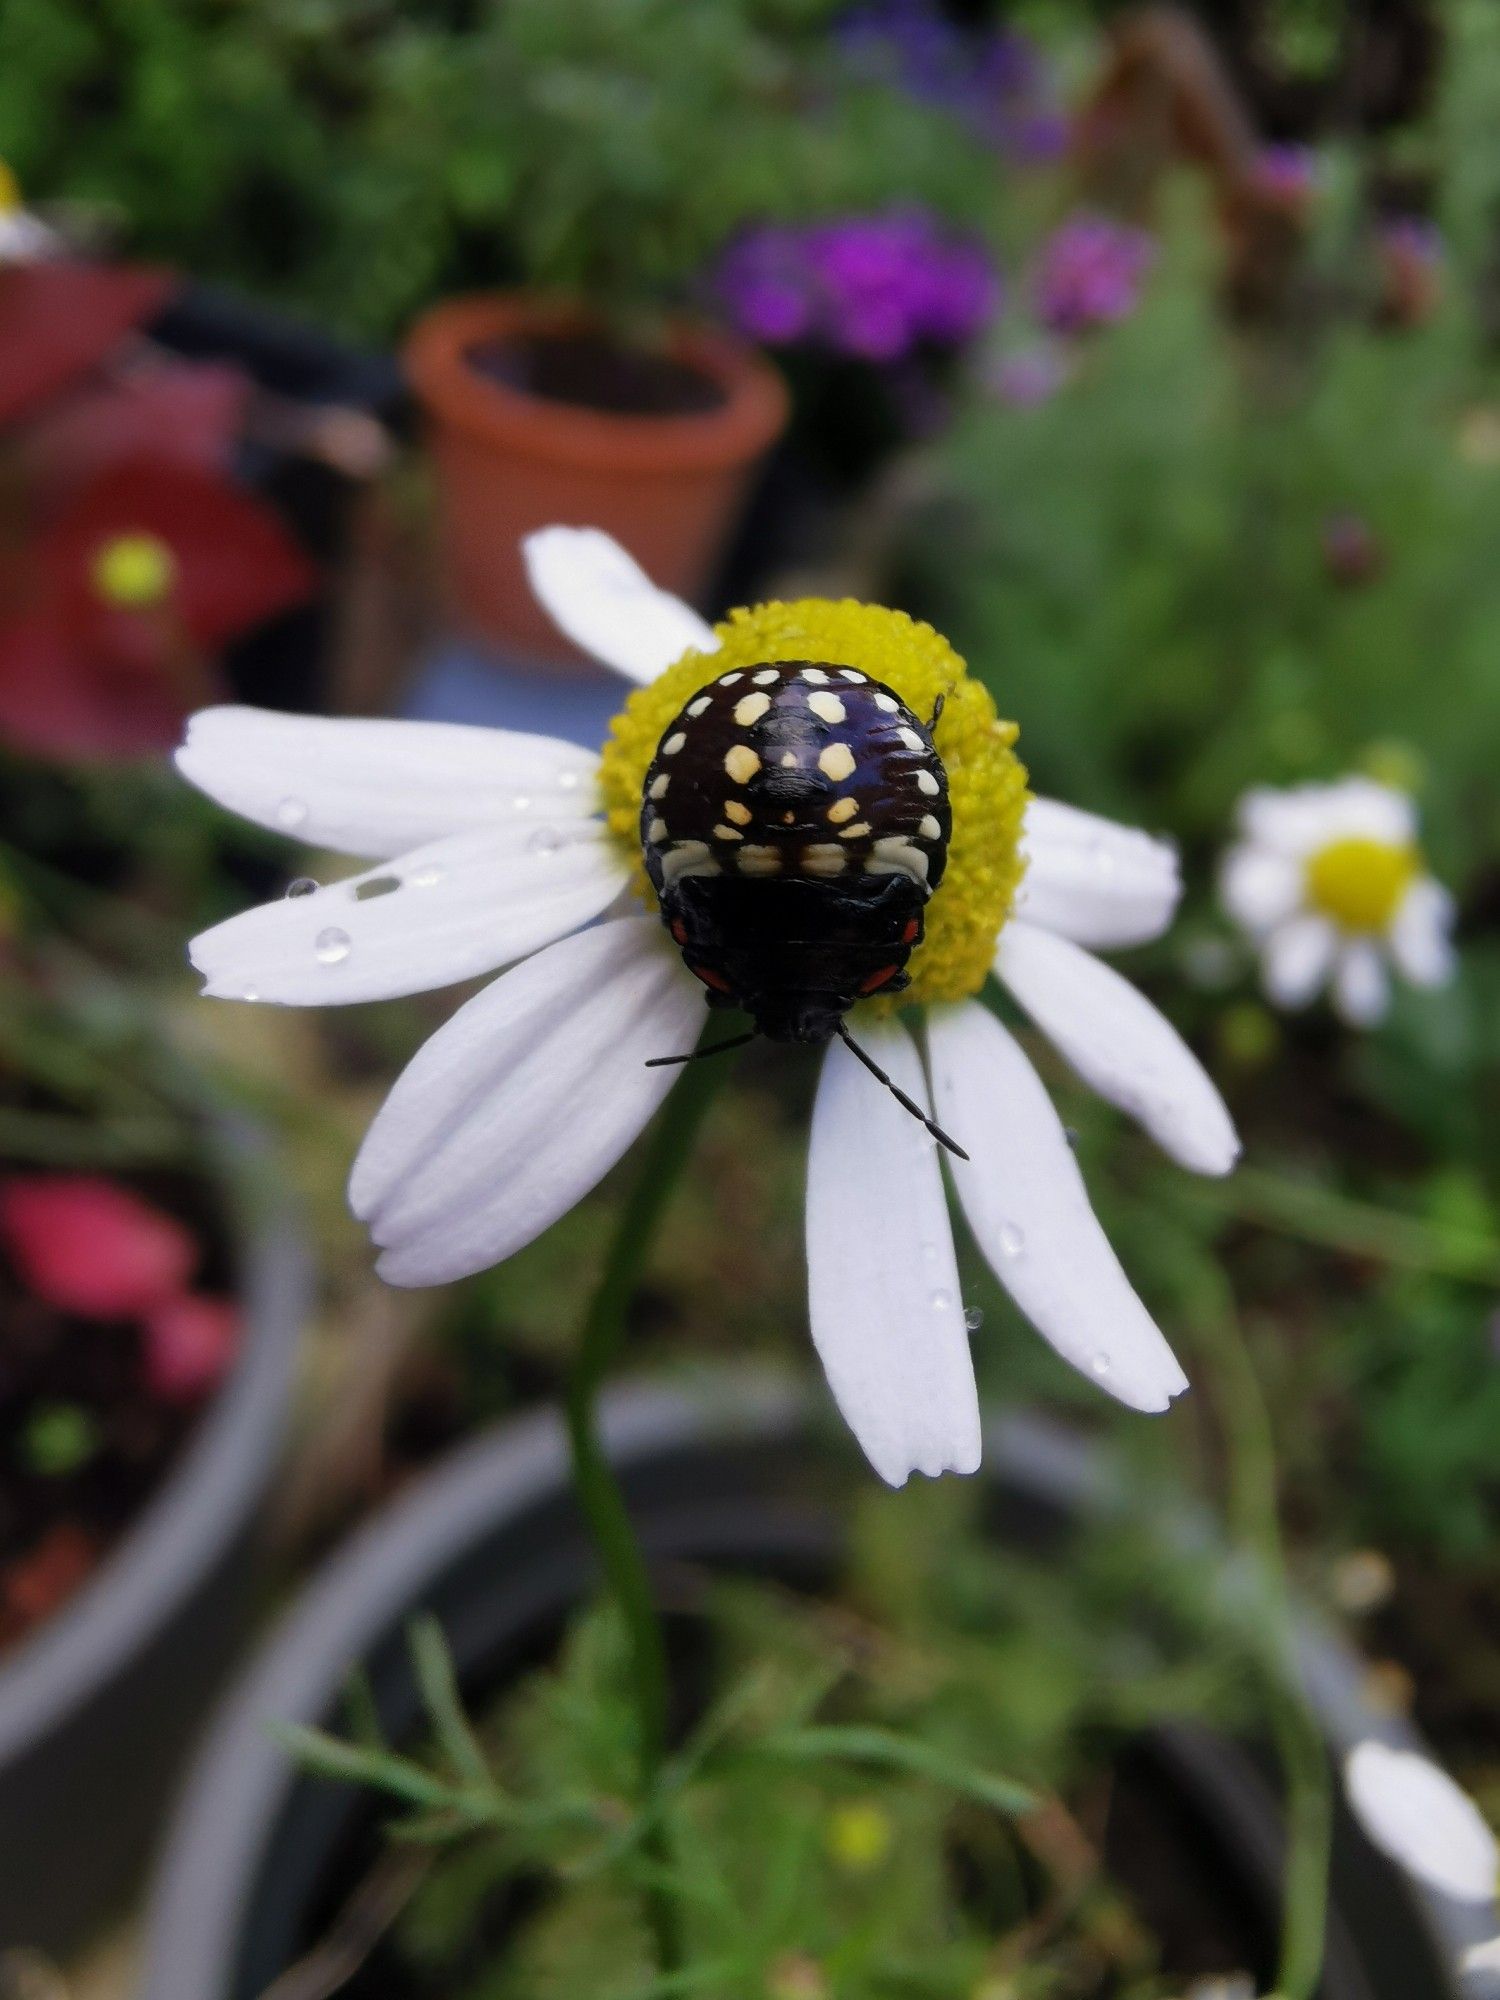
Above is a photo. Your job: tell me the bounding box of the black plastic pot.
[0,1122,308,1954]
[141,1375,1487,1999]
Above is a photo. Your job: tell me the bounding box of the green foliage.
[286,1493,1255,1997]
[0,0,992,337]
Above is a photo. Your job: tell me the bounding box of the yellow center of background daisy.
[1304,836,1418,933]
[597,597,1029,1010]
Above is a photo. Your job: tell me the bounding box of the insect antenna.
[835,1021,969,1160]
[645,1030,758,1069]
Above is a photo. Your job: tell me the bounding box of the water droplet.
[285,876,317,899]
[997,1222,1026,1259]
[275,796,308,831]
[556,769,581,791]
[409,864,445,889]
[929,1288,953,1312]
[1089,1351,1111,1378]
[511,794,533,813]
[527,826,564,854]
[920,1240,941,1263]
[242,983,260,1002]
[314,926,351,966]
[964,1306,984,1333]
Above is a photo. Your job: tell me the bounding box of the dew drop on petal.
[920,1240,941,1263]
[528,826,564,855]
[409,864,445,889]
[997,1222,1026,1259]
[929,1288,953,1312]
[511,794,533,813]
[242,984,260,1002]
[275,796,309,831]
[1090,1351,1112,1378]
[285,876,318,899]
[556,770,580,791]
[964,1306,984,1333]
[314,926,351,966]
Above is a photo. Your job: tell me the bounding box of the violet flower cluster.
[716,212,1000,364]
[837,0,1066,162]
[1034,213,1157,335]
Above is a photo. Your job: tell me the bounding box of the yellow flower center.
[0,161,21,216]
[597,597,1028,1011]
[91,533,178,610]
[1304,836,1418,933]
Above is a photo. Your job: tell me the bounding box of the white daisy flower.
[1345,1740,1499,1905]
[1220,776,1455,1028]
[178,528,1239,1486]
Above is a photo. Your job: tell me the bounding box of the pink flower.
[0,1175,196,1317]
[141,1295,240,1402]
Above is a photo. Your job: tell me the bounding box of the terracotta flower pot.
[403,295,789,667]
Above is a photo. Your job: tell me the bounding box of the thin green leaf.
[756,1725,1036,1817]
[272,1722,468,1813]
[339,1665,389,1754]
[407,1613,493,1792]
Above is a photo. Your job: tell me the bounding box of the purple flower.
[714,211,1000,363]
[1255,143,1318,207]
[714,227,817,345]
[1034,213,1156,334]
[836,0,1064,161]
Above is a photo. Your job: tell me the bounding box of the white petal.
[805,1020,980,1487]
[1333,940,1390,1027]
[928,1001,1189,1414]
[522,527,718,685]
[1461,1935,1500,1977]
[177,707,600,860]
[1389,878,1456,989]
[1345,1742,1499,1904]
[995,922,1239,1176]
[1238,779,1415,857]
[1219,843,1303,934]
[351,916,702,1286]
[1016,797,1181,949]
[1261,913,1337,1010]
[188,824,628,1006]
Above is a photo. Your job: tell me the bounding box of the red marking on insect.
[859,965,899,994]
[901,917,920,944]
[671,918,689,946]
[690,963,733,994]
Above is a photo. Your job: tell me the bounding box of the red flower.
[141,1294,241,1403]
[16,358,249,507]
[0,1175,197,1317]
[0,261,177,429]
[0,455,317,760]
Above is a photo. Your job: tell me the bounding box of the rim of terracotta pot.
[402,293,790,476]
[0,1115,307,1769]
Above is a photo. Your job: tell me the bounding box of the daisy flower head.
[1221,777,1455,1028]
[178,530,1239,1486]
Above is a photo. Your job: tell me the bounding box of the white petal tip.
[872,1442,982,1488]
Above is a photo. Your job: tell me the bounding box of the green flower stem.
[1173,1250,1333,2000]
[562,1042,728,1974]
[1196,1164,1500,1288]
